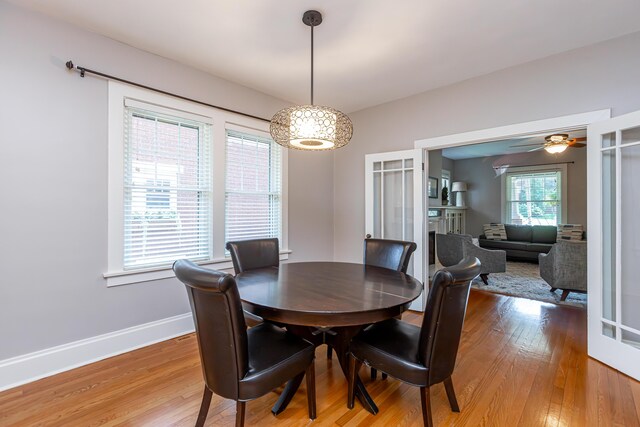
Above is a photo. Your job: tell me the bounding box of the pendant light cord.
[310,23,314,105]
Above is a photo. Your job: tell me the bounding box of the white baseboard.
[0,313,195,392]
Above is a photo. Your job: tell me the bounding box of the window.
[107,82,288,286]
[225,130,282,243]
[502,166,566,225]
[123,104,212,269]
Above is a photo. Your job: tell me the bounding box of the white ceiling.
[442,130,587,160]
[11,0,640,112]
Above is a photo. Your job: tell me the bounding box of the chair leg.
[381,372,388,380]
[371,367,377,380]
[443,377,460,412]
[420,387,433,427]
[549,287,557,293]
[560,290,570,301]
[195,387,213,427]
[235,401,246,427]
[196,386,213,427]
[305,362,317,420]
[326,345,332,359]
[480,274,489,285]
[347,355,362,409]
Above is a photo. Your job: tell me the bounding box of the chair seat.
[239,323,315,400]
[350,318,428,387]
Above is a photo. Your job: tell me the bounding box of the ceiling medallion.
[270,10,353,151]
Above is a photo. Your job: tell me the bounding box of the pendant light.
[270,10,353,150]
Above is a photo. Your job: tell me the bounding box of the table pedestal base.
[271,325,379,416]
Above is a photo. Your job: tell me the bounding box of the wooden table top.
[235,262,423,327]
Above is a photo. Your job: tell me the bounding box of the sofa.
[479,224,564,262]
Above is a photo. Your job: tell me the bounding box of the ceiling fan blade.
[510,143,543,148]
[569,143,587,148]
[568,138,587,147]
[572,137,587,142]
[528,146,546,152]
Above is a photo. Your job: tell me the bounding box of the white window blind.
[505,170,561,226]
[225,130,282,244]
[123,104,212,269]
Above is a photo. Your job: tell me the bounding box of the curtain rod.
[493,161,574,169]
[65,60,270,123]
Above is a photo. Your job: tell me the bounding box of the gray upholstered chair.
[436,233,506,285]
[539,240,587,301]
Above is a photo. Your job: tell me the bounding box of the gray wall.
[333,30,640,262]
[0,2,334,359]
[427,150,443,207]
[452,148,587,237]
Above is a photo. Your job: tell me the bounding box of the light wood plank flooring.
[1,290,639,426]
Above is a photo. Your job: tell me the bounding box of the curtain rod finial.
[66,60,74,70]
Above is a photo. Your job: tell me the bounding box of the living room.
[427,131,587,306]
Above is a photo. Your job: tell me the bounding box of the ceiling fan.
[511,133,587,154]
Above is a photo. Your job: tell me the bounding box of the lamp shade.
[544,143,568,154]
[451,182,468,192]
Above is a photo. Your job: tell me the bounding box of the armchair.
[436,233,506,285]
[539,240,587,301]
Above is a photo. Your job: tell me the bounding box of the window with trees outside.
[503,168,565,225]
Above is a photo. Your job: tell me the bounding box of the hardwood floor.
[1,289,639,426]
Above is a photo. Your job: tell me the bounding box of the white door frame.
[413,109,610,311]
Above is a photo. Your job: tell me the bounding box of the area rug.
[471,261,587,308]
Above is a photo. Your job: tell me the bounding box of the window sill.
[104,250,292,287]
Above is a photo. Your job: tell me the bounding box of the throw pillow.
[557,224,583,241]
[483,223,507,240]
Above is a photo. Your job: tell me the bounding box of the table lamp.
[451,181,468,207]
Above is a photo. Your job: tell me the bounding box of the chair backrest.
[553,240,588,291]
[363,238,417,273]
[418,256,481,386]
[435,233,473,267]
[225,238,280,274]
[173,259,248,400]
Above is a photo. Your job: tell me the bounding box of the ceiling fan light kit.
[270,10,353,151]
[544,142,569,154]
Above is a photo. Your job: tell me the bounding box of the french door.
[588,110,640,380]
[365,149,425,311]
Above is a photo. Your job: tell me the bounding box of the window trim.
[500,164,567,225]
[106,81,289,286]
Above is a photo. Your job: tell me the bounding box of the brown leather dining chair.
[363,237,418,274]
[347,256,481,427]
[173,259,316,427]
[330,238,418,380]
[226,238,280,327]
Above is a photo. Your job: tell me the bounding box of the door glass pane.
[373,161,381,171]
[602,149,616,321]
[602,322,616,339]
[622,329,640,350]
[383,171,403,240]
[602,132,616,148]
[622,126,640,145]
[383,160,402,170]
[404,158,414,168]
[373,172,381,238]
[621,144,640,331]
[404,170,414,241]
[404,169,414,275]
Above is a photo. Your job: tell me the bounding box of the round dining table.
[235,261,423,415]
